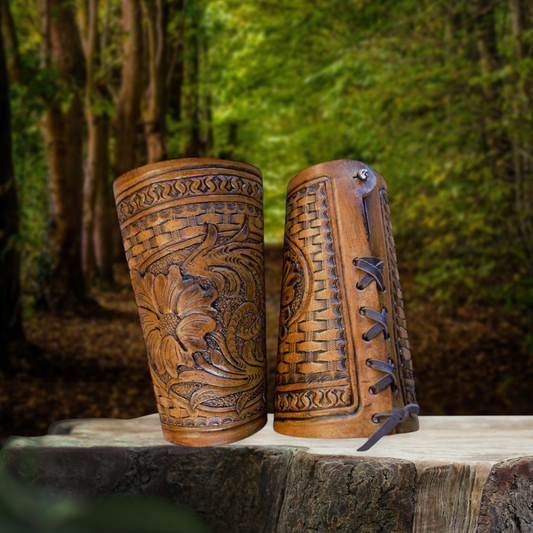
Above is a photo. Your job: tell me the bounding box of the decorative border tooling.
[117,174,263,223]
[159,404,266,429]
[275,387,353,412]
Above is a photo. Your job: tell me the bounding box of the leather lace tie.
[357,404,420,452]
[354,256,418,452]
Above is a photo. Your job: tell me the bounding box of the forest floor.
[2,245,532,447]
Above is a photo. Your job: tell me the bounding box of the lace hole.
[392,386,399,394]
[366,359,373,368]
[362,334,370,342]
[386,335,391,341]
[359,307,366,316]
[369,386,377,396]
[387,358,394,367]
[372,415,380,424]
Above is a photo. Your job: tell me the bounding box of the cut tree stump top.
[4,414,533,533]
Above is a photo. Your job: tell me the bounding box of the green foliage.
[0,464,209,533]
[203,0,533,308]
[7,0,533,312]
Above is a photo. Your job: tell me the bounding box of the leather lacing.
[353,256,419,452]
[360,307,389,341]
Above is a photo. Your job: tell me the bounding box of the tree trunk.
[111,0,143,265]
[166,0,186,125]
[142,0,168,164]
[509,0,533,260]
[114,0,143,177]
[167,44,184,124]
[81,0,112,287]
[0,2,25,367]
[200,35,213,154]
[84,113,111,284]
[40,0,86,311]
[219,122,239,160]
[182,5,205,158]
[0,0,21,83]
[81,0,98,286]
[475,1,507,171]
[93,116,114,284]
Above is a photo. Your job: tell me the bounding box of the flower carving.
[132,265,218,377]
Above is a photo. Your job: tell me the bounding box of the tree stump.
[3,415,533,533]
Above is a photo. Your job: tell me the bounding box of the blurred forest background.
[1,0,533,445]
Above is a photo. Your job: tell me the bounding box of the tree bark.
[0,1,25,367]
[141,0,168,164]
[40,0,86,311]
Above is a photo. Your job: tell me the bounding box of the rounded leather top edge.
[113,157,262,196]
[287,159,386,193]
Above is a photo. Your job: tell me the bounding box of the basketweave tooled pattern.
[380,190,418,406]
[275,179,355,414]
[119,171,267,433]
[116,174,262,224]
[120,200,263,273]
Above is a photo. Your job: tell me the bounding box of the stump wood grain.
[3,415,533,533]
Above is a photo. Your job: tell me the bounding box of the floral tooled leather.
[114,158,267,446]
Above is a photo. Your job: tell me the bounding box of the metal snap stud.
[357,168,369,181]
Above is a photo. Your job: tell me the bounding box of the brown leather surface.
[114,158,267,446]
[274,160,418,438]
